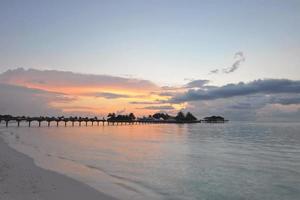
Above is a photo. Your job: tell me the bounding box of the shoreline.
[0,136,117,200]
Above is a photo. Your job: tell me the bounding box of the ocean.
[1,121,300,200]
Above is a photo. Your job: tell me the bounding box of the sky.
[0,0,300,121]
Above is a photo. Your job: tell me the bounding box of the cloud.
[222,51,245,73]
[181,94,300,121]
[86,92,148,99]
[209,51,246,74]
[209,69,219,74]
[0,68,165,116]
[184,79,210,88]
[0,83,70,116]
[269,96,300,105]
[228,102,254,110]
[1,68,300,121]
[129,101,161,105]
[169,79,300,103]
[183,98,259,121]
[160,86,182,91]
[174,83,300,121]
[157,92,177,97]
[0,68,158,92]
[138,105,175,110]
[88,92,131,99]
[157,79,211,97]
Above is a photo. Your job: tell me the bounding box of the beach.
[0,137,116,200]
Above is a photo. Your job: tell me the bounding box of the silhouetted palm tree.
[186,112,197,121]
[129,113,136,120]
[175,111,185,121]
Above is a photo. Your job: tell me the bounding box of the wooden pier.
[0,115,227,128]
[0,116,104,127]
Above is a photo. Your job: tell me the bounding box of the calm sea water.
[1,122,300,200]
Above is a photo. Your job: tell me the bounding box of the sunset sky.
[0,0,300,121]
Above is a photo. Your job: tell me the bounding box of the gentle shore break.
[0,136,117,200]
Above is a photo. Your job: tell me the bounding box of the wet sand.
[0,137,117,200]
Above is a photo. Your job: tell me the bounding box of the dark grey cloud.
[158,80,211,97]
[181,97,256,121]
[224,95,300,120]
[169,79,300,103]
[209,51,246,74]
[222,51,245,74]
[270,96,300,105]
[161,79,210,91]
[157,92,177,97]
[185,79,210,88]
[182,93,300,122]
[138,105,175,110]
[89,92,131,99]
[229,102,254,110]
[209,69,219,74]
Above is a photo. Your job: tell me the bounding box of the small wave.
[57,155,77,162]
[114,182,141,194]
[84,165,163,198]
[85,164,108,174]
[111,174,167,197]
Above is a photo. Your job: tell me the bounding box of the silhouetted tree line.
[107,113,136,122]
[150,112,198,122]
[175,111,198,121]
[152,113,171,120]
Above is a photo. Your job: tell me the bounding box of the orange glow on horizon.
[8,78,182,116]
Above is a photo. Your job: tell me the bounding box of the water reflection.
[1,122,300,200]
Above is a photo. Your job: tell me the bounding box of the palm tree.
[175,111,185,121]
[186,112,197,121]
[129,113,136,121]
[107,113,116,120]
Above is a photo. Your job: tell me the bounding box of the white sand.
[0,137,117,200]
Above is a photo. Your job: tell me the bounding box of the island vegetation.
[107,113,136,122]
